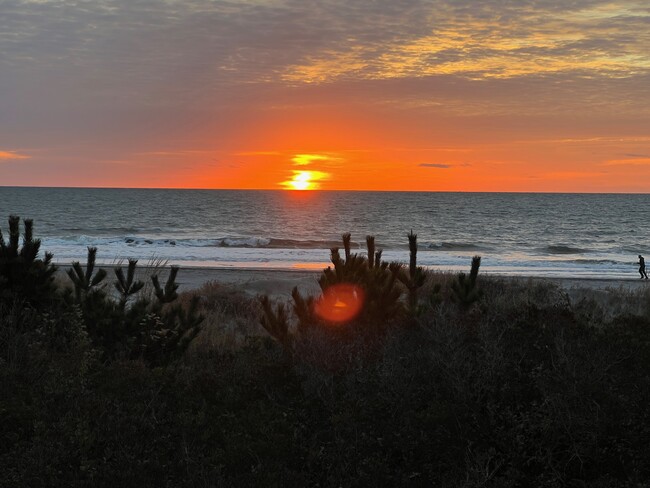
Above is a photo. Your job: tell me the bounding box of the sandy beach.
[55,264,650,302]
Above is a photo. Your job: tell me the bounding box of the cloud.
[291,153,343,166]
[419,162,471,168]
[624,153,650,158]
[2,0,650,129]
[280,0,650,84]
[602,158,650,166]
[235,151,282,157]
[419,163,452,168]
[4,0,649,100]
[544,171,608,179]
[136,150,216,157]
[0,150,29,160]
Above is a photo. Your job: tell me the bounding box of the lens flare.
[314,283,365,323]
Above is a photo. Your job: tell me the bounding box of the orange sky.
[1,1,649,192]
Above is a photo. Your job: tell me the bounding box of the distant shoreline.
[54,264,650,301]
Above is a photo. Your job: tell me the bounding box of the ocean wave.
[544,245,590,254]
[266,238,355,249]
[44,235,360,250]
[621,246,650,255]
[564,258,623,265]
[426,242,489,252]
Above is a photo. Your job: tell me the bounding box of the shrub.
[65,249,203,366]
[397,230,427,313]
[0,215,57,307]
[451,255,483,310]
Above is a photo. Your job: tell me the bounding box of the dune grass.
[2,272,650,487]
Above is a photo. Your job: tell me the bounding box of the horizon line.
[1,185,649,195]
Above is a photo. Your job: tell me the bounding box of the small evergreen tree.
[67,247,107,303]
[398,230,427,313]
[260,233,408,353]
[260,295,292,354]
[135,267,203,366]
[451,255,482,310]
[152,266,179,303]
[313,233,405,325]
[114,259,144,310]
[0,215,57,307]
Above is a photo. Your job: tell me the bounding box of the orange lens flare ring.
[314,283,365,323]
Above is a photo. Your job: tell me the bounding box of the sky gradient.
[1,0,650,191]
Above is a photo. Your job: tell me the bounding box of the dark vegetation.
[1,216,650,487]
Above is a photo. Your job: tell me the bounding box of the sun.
[281,170,330,190]
[289,171,313,190]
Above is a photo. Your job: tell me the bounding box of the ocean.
[1,187,649,279]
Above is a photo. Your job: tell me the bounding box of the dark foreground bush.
[2,277,650,487]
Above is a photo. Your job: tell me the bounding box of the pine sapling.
[143,295,204,365]
[451,255,483,310]
[342,232,352,261]
[366,235,375,268]
[152,266,179,304]
[67,247,107,302]
[398,230,427,313]
[0,215,57,305]
[259,295,292,353]
[114,259,145,309]
[291,286,318,335]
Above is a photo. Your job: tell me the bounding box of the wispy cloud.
[291,154,342,166]
[281,1,650,83]
[420,163,452,169]
[136,150,216,157]
[235,151,282,157]
[0,150,29,160]
[544,171,608,179]
[419,162,471,169]
[602,158,650,166]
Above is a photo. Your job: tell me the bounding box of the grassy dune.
[2,271,650,487]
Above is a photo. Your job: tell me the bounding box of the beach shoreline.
[54,264,650,301]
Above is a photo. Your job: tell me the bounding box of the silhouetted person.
[639,255,648,280]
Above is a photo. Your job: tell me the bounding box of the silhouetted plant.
[366,235,376,268]
[315,233,405,325]
[427,282,443,309]
[67,247,107,303]
[398,230,427,313]
[451,255,483,310]
[114,259,144,310]
[120,266,202,365]
[261,233,407,353]
[152,266,179,304]
[0,215,57,306]
[65,252,199,365]
[136,295,203,366]
[291,286,318,335]
[259,295,292,353]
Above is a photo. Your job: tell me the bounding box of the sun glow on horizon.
[281,170,330,190]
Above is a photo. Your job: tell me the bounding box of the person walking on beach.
[639,255,648,280]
